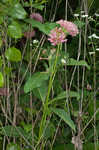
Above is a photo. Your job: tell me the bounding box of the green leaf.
[66,58,90,70]
[48,91,80,105]
[7,21,22,39]
[0,3,9,16]
[32,3,44,10]
[6,143,21,150]
[0,72,4,87]
[4,66,12,75]
[24,3,44,10]
[24,19,57,35]
[0,37,3,47]
[5,47,22,62]
[50,108,76,131]
[24,72,49,93]
[0,125,27,138]
[9,3,27,19]
[33,81,48,102]
[43,122,55,139]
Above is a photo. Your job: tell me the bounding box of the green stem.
[39,44,61,140]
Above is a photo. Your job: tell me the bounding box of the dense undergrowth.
[0,0,99,150]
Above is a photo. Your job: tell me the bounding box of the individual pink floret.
[48,27,67,46]
[57,20,79,37]
[30,13,43,23]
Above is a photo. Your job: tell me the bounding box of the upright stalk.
[39,44,61,141]
[93,52,97,150]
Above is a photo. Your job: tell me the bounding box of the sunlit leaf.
[5,47,22,62]
[8,21,22,39]
[0,72,4,87]
[9,3,27,19]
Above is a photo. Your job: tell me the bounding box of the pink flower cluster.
[24,30,35,39]
[48,27,67,46]
[57,20,79,37]
[30,13,43,23]
[24,13,43,39]
[48,19,79,46]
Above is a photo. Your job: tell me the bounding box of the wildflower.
[74,14,79,17]
[95,13,99,17]
[33,39,39,44]
[88,33,99,39]
[88,16,94,21]
[61,58,66,64]
[96,48,99,51]
[48,27,67,46]
[24,30,35,39]
[89,52,95,55]
[57,20,79,37]
[30,13,43,23]
[81,14,88,18]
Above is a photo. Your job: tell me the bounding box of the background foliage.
[0,0,99,150]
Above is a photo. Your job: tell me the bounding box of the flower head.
[30,13,43,23]
[57,20,79,37]
[24,30,35,39]
[48,27,67,46]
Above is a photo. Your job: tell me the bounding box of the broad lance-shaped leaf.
[24,72,49,93]
[5,47,21,62]
[24,19,57,35]
[48,91,80,105]
[0,72,4,87]
[68,58,90,70]
[7,21,22,39]
[50,108,76,131]
[62,58,90,70]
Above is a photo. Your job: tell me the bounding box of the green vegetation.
[0,0,99,150]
